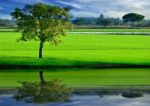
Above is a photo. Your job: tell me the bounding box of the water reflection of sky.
[0,94,150,106]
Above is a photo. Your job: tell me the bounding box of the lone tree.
[122,13,144,28]
[97,15,111,27]
[11,3,72,83]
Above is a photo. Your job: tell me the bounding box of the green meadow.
[1,31,150,88]
[1,31,150,66]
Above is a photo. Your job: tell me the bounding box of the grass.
[0,29,15,32]
[1,32,150,66]
[0,68,150,88]
[1,31,150,88]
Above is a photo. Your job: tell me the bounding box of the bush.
[14,79,72,103]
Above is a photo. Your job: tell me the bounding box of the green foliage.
[72,17,97,25]
[14,79,72,103]
[122,13,144,23]
[11,3,72,82]
[97,18,112,27]
[96,14,112,27]
[11,3,72,44]
[122,13,145,28]
[72,14,122,26]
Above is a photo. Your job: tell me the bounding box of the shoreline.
[1,86,150,94]
[1,64,150,70]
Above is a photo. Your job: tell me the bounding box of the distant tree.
[142,20,150,27]
[122,13,145,28]
[0,19,15,28]
[72,17,88,25]
[99,14,104,19]
[110,18,122,25]
[11,3,72,83]
[72,17,97,25]
[97,18,112,27]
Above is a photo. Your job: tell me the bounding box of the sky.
[0,0,150,19]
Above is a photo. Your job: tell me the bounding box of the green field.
[0,68,150,88]
[1,31,150,66]
[1,31,150,88]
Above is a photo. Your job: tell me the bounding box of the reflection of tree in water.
[14,79,72,103]
[97,90,120,97]
[74,90,144,98]
[74,90,119,97]
[122,91,143,98]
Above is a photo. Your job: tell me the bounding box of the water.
[0,92,150,106]
[69,31,150,35]
[0,68,150,105]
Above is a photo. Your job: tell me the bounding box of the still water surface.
[0,92,150,106]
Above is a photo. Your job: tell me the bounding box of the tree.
[0,19,16,28]
[122,13,145,28]
[72,17,97,25]
[97,18,112,27]
[99,14,104,19]
[11,3,72,83]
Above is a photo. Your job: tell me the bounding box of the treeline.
[72,14,122,26]
[72,14,150,28]
[0,19,16,28]
[1,13,150,29]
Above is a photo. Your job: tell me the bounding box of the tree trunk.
[39,41,44,58]
[131,22,135,29]
[39,71,45,84]
[39,41,45,83]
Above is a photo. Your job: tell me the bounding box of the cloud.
[66,0,150,19]
[58,1,82,9]
[0,14,11,19]
[0,0,150,19]
[72,10,99,17]
[13,0,43,4]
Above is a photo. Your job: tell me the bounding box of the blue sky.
[0,0,150,19]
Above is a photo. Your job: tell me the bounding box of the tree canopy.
[122,13,145,28]
[11,3,72,44]
[96,15,112,27]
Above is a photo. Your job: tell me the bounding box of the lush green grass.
[1,31,150,88]
[1,32,150,66]
[0,68,150,88]
[71,28,150,32]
